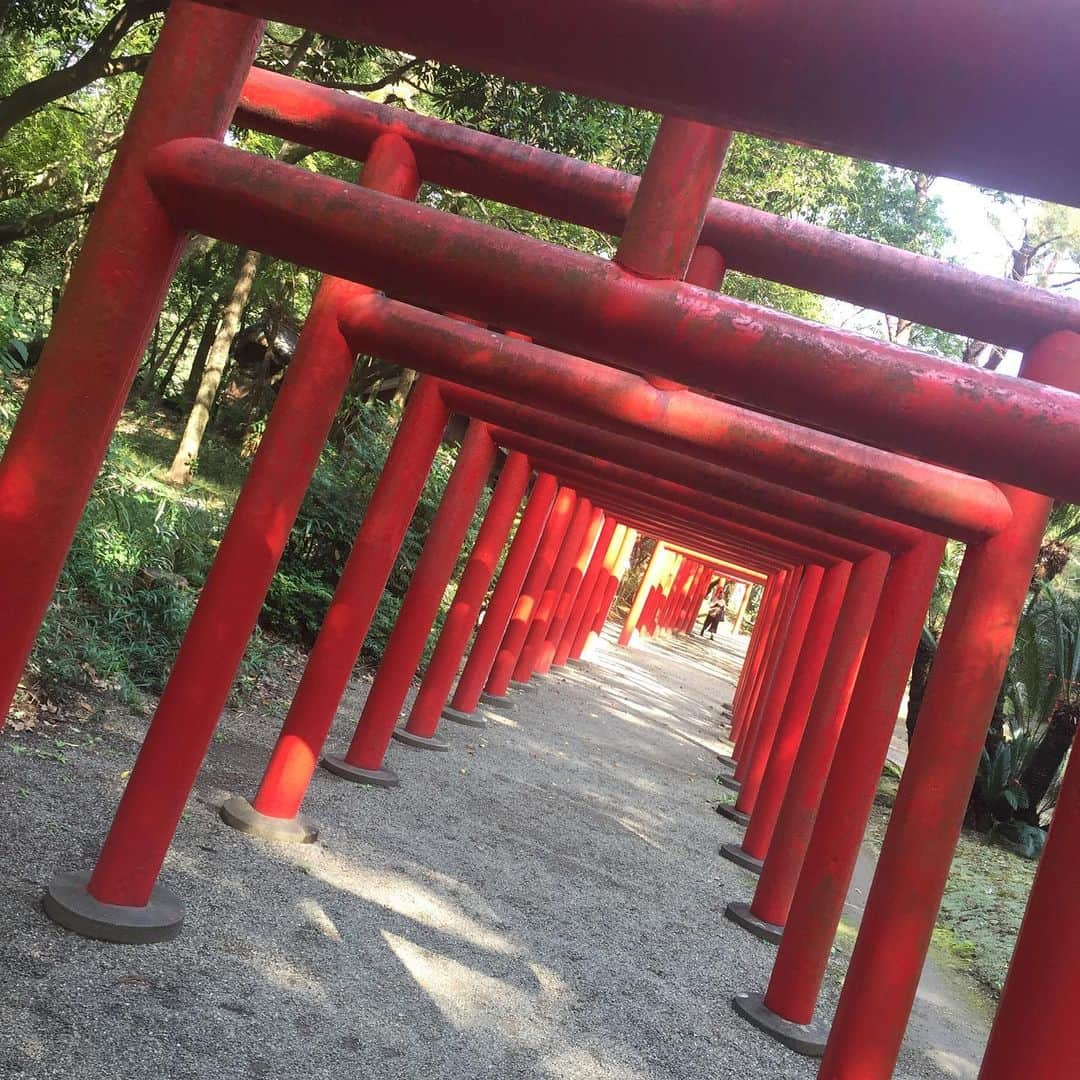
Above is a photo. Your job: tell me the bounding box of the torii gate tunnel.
[2,3,1080,1077]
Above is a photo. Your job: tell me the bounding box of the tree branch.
[315,57,428,96]
[0,197,97,246]
[0,2,165,141]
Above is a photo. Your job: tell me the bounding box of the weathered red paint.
[738,560,851,856]
[746,552,889,912]
[761,536,945,1025]
[236,67,1080,353]
[405,451,531,737]
[486,487,577,696]
[60,132,421,906]
[513,496,594,681]
[244,379,450,823]
[449,474,558,713]
[553,517,619,667]
[0,3,264,729]
[334,298,1013,539]
[209,0,1080,204]
[338,422,497,772]
[576,526,638,659]
[440,384,910,555]
[616,117,731,282]
[536,506,606,674]
[145,139,1080,503]
[820,334,1080,1078]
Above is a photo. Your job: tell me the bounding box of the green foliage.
[1005,585,1080,737]
[0,383,273,707]
[30,443,223,703]
[975,742,1029,815]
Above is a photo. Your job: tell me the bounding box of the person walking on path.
[700,582,726,638]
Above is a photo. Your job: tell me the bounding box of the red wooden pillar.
[668,559,695,632]
[724,561,850,866]
[43,378,448,942]
[731,536,944,1052]
[618,542,668,647]
[615,115,731,282]
[819,485,1049,1074]
[819,338,1080,1077]
[535,504,606,674]
[651,557,681,635]
[728,576,781,749]
[512,495,592,682]
[644,549,680,637]
[675,565,701,633]
[447,473,558,716]
[553,517,620,667]
[119,135,418,853]
[580,527,639,658]
[727,579,773,742]
[732,552,889,932]
[404,451,531,735]
[684,566,711,632]
[0,3,264,727]
[240,379,451,802]
[485,487,577,696]
[977,728,1080,1078]
[323,421,497,779]
[734,568,803,777]
[730,566,823,813]
[732,573,790,747]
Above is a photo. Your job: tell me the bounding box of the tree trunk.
[390,365,418,407]
[167,248,261,484]
[154,321,195,399]
[135,305,191,400]
[904,632,936,743]
[1018,700,1079,825]
[182,301,221,405]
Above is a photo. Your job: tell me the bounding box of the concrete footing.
[219,795,318,844]
[43,870,184,944]
[391,728,450,752]
[719,841,763,874]
[509,679,535,693]
[442,705,487,728]
[321,755,400,788]
[724,900,784,945]
[716,803,751,827]
[731,991,828,1057]
[480,691,515,709]
[719,774,741,792]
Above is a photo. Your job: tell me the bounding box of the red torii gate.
[0,4,1077,1079]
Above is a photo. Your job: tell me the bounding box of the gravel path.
[1,623,981,1079]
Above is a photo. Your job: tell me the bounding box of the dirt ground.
[0,624,986,1079]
